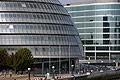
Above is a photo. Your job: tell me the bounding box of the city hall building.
[0,0,83,74]
[65,0,120,64]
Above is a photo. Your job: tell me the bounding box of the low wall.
[58,74,88,80]
[88,70,120,79]
[58,70,120,80]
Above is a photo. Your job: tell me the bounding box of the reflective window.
[96,53,109,59]
[103,16,108,21]
[103,22,109,27]
[86,47,95,50]
[21,3,26,7]
[103,34,109,38]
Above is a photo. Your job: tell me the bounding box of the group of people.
[0,71,13,80]
[0,71,12,78]
[79,68,94,74]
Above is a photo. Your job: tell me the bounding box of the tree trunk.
[15,68,17,75]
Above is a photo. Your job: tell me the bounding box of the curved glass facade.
[0,0,83,58]
[65,2,120,60]
[0,0,83,73]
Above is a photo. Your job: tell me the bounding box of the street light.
[100,61,103,71]
[113,60,116,68]
[101,61,103,63]
[87,62,90,72]
[52,66,55,79]
[101,61,103,66]
[88,62,90,64]
[71,64,74,76]
[28,68,31,80]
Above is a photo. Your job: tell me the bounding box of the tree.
[7,48,34,74]
[0,49,8,70]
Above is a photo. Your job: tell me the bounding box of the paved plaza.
[0,74,72,80]
[0,74,39,80]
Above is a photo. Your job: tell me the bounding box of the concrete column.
[42,63,44,75]
[95,52,96,60]
[109,47,111,61]
[109,52,111,61]
[49,46,51,73]
[84,46,86,58]
[95,47,96,60]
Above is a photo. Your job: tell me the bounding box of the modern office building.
[65,0,120,64]
[0,0,83,74]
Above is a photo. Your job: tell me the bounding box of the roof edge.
[65,0,120,6]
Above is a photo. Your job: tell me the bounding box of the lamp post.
[101,61,103,67]
[71,64,74,76]
[113,60,115,68]
[101,61,103,63]
[101,61,103,71]
[52,66,55,79]
[88,62,90,72]
[28,68,31,80]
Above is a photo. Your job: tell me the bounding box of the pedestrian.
[0,72,2,76]
[9,71,12,77]
[4,71,6,78]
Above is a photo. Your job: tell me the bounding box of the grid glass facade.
[0,0,83,73]
[65,2,120,61]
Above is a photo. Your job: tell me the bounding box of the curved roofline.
[65,2,120,7]
[65,0,120,6]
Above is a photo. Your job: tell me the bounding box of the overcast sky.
[59,0,89,4]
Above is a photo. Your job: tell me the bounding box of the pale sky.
[59,0,90,4]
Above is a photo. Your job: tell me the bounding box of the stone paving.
[0,74,43,80]
[0,74,71,80]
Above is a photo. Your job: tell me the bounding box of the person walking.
[9,71,12,78]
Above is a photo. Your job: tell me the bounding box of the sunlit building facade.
[0,0,83,74]
[65,0,120,63]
